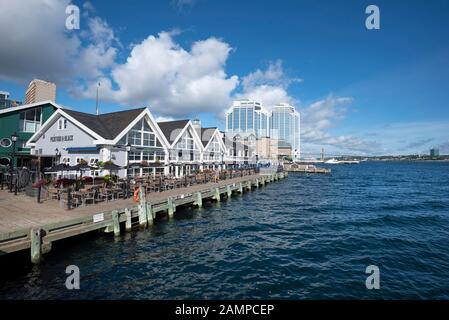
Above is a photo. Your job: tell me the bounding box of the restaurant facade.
[27,107,171,178]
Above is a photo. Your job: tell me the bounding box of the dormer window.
[58,118,67,130]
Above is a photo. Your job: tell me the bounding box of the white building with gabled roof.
[158,119,205,176]
[27,107,171,178]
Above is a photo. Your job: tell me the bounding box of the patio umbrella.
[103,163,122,171]
[103,163,123,183]
[69,163,95,181]
[44,163,69,173]
[70,163,94,171]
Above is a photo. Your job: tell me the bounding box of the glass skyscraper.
[270,103,300,160]
[225,100,301,161]
[225,99,269,138]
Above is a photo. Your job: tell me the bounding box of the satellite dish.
[0,138,12,148]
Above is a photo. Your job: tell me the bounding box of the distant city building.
[430,148,440,157]
[0,91,22,109]
[25,79,56,104]
[276,141,292,160]
[225,100,301,162]
[225,99,269,139]
[256,136,280,162]
[269,103,300,161]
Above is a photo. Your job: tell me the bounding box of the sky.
[0,0,448,157]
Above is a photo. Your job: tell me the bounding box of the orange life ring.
[133,188,140,203]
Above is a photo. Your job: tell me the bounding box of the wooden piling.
[112,210,120,237]
[194,191,202,208]
[138,185,147,227]
[226,185,232,198]
[168,197,175,218]
[146,203,154,226]
[30,228,41,264]
[125,208,132,232]
[238,182,243,193]
[214,187,221,202]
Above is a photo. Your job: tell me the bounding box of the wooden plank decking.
[0,172,288,263]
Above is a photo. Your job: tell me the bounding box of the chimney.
[192,118,201,129]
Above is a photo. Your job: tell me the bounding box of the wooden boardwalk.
[0,172,288,263]
[287,167,331,174]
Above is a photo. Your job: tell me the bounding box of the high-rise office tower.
[270,103,300,160]
[225,99,269,139]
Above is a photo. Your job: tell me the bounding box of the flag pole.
[96,82,101,115]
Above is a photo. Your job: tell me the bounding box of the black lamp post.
[9,133,18,193]
[55,148,61,163]
[54,148,61,181]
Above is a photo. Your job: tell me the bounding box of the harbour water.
[1,161,449,299]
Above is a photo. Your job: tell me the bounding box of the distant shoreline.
[369,159,449,162]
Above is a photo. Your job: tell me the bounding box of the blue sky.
[1,0,448,156]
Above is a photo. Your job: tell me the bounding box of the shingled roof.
[63,108,146,140]
[157,119,190,144]
[200,127,218,147]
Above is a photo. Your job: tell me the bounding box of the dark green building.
[0,101,59,167]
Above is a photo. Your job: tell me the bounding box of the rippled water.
[1,161,449,299]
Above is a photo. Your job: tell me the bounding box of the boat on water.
[325,158,340,164]
[339,160,360,164]
[325,158,360,164]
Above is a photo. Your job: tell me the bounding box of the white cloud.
[171,0,197,11]
[0,0,77,84]
[236,60,301,109]
[78,31,239,117]
[155,115,176,122]
[300,96,382,155]
[0,0,118,87]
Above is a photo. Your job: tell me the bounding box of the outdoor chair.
[97,188,113,202]
[46,187,60,201]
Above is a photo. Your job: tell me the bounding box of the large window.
[122,118,162,147]
[20,107,42,133]
[128,149,165,163]
[57,118,67,130]
[205,135,221,161]
[170,130,201,161]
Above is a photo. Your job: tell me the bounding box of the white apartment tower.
[25,79,56,104]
